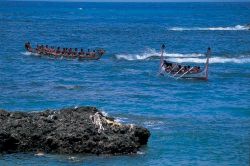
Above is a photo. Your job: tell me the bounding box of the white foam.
[137,151,145,155]
[116,48,157,60]
[115,50,250,64]
[211,57,250,64]
[21,51,32,56]
[68,156,77,160]
[101,110,108,117]
[67,156,80,162]
[35,152,45,156]
[144,120,164,127]
[168,25,249,31]
[168,56,250,64]
[115,48,203,61]
[115,117,128,123]
[116,54,149,61]
[21,51,39,56]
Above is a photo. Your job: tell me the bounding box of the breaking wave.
[115,117,128,123]
[170,56,250,64]
[168,25,249,31]
[21,51,33,56]
[115,49,250,64]
[115,48,203,61]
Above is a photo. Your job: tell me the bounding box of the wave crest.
[115,50,250,64]
[115,49,203,61]
[169,56,250,64]
[168,25,249,31]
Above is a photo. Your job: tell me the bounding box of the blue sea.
[0,1,250,165]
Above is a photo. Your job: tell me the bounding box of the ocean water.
[0,1,250,165]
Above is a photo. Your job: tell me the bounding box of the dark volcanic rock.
[0,107,150,155]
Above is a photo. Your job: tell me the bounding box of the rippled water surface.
[0,2,250,166]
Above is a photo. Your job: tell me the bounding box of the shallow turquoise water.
[0,2,250,165]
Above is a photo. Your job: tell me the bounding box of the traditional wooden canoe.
[159,44,211,80]
[24,43,105,60]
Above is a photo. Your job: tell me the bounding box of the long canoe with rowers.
[24,42,105,60]
[159,44,211,80]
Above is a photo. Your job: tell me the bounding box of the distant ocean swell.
[168,25,249,31]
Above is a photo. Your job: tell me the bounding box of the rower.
[187,66,191,73]
[44,45,49,55]
[61,48,64,57]
[79,49,84,56]
[24,42,31,51]
[162,60,167,67]
[163,60,172,68]
[65,48,69,57]
[175,65,182,73]
[64,48,67,56]
[51,46,56,56]
[47,46,52,55]
[86,49,90,56]
[41,45,45,54]
[56,47,61,56]
[35,44,39,51]
[183,66,188,73]
[98,49,105,55]
[191,66,200,73]
[197,66,201,72]
[74,48,78,57]
[68,48,72,57]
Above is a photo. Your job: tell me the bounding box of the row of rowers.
[34,44,103,57]
[163,60,201,74]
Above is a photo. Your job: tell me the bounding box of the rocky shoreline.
[0,107,150,155]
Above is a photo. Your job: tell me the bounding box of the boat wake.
[21,51,41,56]
[115,48,204,61]
[115,49,250,64]
[168,25,249,31]
[21,51,35,56]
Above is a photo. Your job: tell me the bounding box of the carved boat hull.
[25,47,105,61]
